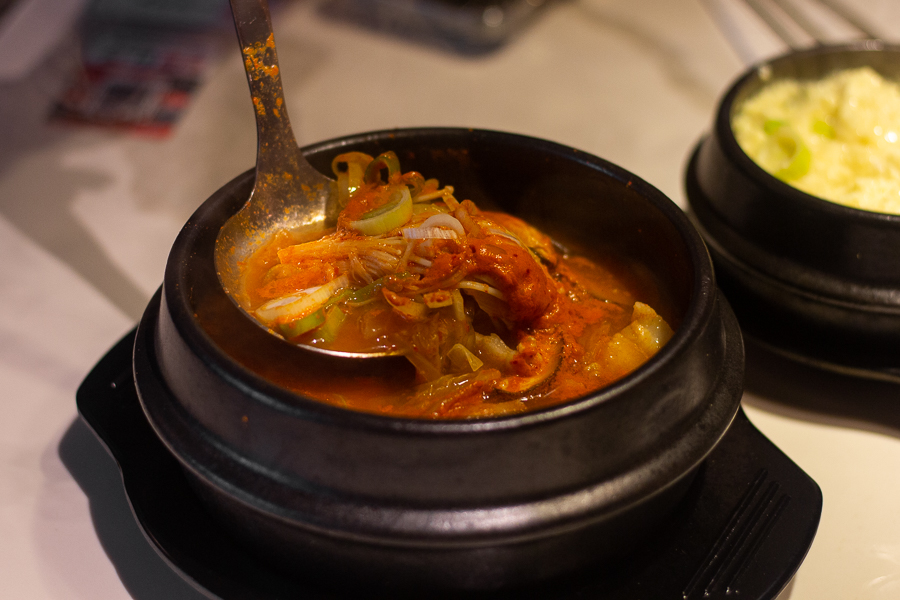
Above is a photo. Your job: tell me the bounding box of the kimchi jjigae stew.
[242,151,675,419]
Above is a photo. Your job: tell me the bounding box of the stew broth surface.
[238,151,674,418]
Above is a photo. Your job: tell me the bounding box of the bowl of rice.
[685,41,900,382]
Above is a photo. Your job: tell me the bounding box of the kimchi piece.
[243,151,674,418]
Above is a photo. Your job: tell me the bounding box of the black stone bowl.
[686,42,900,383]
[134,128,744,593]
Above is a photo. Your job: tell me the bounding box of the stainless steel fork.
[742,0,879,48]
[701,0,884,63]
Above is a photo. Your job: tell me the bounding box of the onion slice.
[348,187,413,236]
[458,280,505,300]
[448,343,484,373]
[402,227,457,240]
[420,213,465,236]
[255,275,350,325]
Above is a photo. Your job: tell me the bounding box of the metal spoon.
[215,0,398,359]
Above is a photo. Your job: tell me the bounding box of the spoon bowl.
[215,0,388,356]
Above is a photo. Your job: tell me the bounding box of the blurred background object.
[699,0,889,65]
[320,0,556,55]
[0,0,88,81]
[49,0,231,135]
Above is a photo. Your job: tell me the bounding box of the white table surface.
[2,0,899,598]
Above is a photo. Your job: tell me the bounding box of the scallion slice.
[348,187,413,236]
[364,151,401,184]
[765,122,811,181]
[279,309,325,339]
[255,274,350,325]
[314,306,347,343]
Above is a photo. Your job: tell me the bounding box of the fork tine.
[815,0,880,40]
[742,0,809,49]
[737,0,881,51]
[770,0,830,44]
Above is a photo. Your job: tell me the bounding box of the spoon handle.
[229,0,300,176]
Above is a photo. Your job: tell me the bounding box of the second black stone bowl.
[686,42,900,383]
[135,128,744,592]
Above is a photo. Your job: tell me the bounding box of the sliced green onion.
[324,288,352,309]
[775,143,810,180]
[331,151,373,179]
[772,129,811,181]
[364,151,401,184]
[348,277,384,303]
[255,274,349,325]
[404,172,426,198]
[332,152,372,208]
[313,306,346,343]
[812,119,836,139]
[336,169,351,208]
[764,119,785,135]
[348,187,413,236]
[279,309,325,339]
[361,194,402,219]
[764,121,811,181]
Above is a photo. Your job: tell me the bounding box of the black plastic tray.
[77,330,822,600]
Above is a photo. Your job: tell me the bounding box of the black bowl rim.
[166,126,718,435]
[716,40,900,225]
